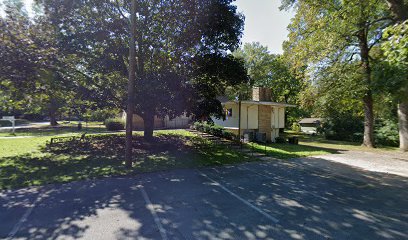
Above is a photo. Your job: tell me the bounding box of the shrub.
[89,109,120,121]
[192,121,236,140]
[104,118,125,131]
[291,122,301,132]
[375,119,399,147]
[275,136,286,143]
[321,115,364,142]
[222,131,236,140]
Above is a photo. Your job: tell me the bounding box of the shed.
[298,118,323,134]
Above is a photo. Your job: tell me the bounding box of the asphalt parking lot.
[1,158,407,240]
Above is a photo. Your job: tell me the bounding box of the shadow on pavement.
[1,157,407,239]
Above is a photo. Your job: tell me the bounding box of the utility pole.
[125,0,137,168]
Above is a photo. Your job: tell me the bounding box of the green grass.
[283,131,399,152]
[246,131,400,159]
[248,142,338,159]
[0,130,249,189]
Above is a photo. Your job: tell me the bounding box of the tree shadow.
[0,133,248,190]
[1,158,407,239]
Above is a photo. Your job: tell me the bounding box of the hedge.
[104,118,125,131]
[192,121,236,140]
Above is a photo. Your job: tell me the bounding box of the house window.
[224,108,233,119]
[227,108,233,117]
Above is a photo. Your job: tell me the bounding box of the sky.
[234,0,295,54]
[4,0,294,54]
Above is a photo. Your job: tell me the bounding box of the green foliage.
[104,118,125,131]
[39,0,245,125]
[375,119,399,147]
[232,42,303,104]
[88,109,120,122]
[282,0,393,146]
[382,21,408,66]
[275,136,286,143]
[291,122,301,132]
[378,21,408,101]
[321,113,364,142]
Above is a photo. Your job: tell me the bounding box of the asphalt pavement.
[1,158,407,240]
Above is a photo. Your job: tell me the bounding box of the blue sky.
[234,0,295,54]
[7,0,294,54]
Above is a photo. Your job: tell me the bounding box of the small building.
[298,118,323,134]
[121,112,192,130]
[211,88,296,142]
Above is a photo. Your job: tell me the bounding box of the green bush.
[322,114,364,142]
[275,136,286,143]
[104,118,125,131]
[192,121,236,140]
[375,119,399,147]
[291,122,301,132]
[89,109,120,121]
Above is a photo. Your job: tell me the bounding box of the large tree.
[232,42,303,104]
[281,0,392,147]
[39,0,245,140]
[0,0,81,125]
[381,0,408,151]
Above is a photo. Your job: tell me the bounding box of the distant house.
[298,118,323,134]
[121,112,192,130]
[211,87,296,142]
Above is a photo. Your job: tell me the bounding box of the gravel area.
[300,150,408,178]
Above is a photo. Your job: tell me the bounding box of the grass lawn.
[248,142,338,159]
[246,131,399,159]
[283,131,399,152]
[0,130,249,189]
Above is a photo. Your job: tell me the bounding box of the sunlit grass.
[249,142,337,159]
[0,130,250,189]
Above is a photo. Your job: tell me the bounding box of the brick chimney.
[252,87,271,101]
[253,87,272,142]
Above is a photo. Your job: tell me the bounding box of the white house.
[211,87,296,142]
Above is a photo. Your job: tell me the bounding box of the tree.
[281,0,392,147]
[381,0,408,151]
[0,0,79,125]
[39,0,245,140]
[125,0,136,168]
[380,21,408,151]
[232,42,303,103]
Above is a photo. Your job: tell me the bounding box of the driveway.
[1,157,407,240]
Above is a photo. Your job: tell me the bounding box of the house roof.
[222,100,296,108]
[299,118,324,124]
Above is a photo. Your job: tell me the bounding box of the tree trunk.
[143,111,154,141]
[125,0,137,169]
[386,0,408,21]
[49,97,58,126]
[398,98,408,151]
[384,0,408,151]
[358,28,375,148]
[362,92,375,147]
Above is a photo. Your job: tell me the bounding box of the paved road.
[1,158,407,240]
